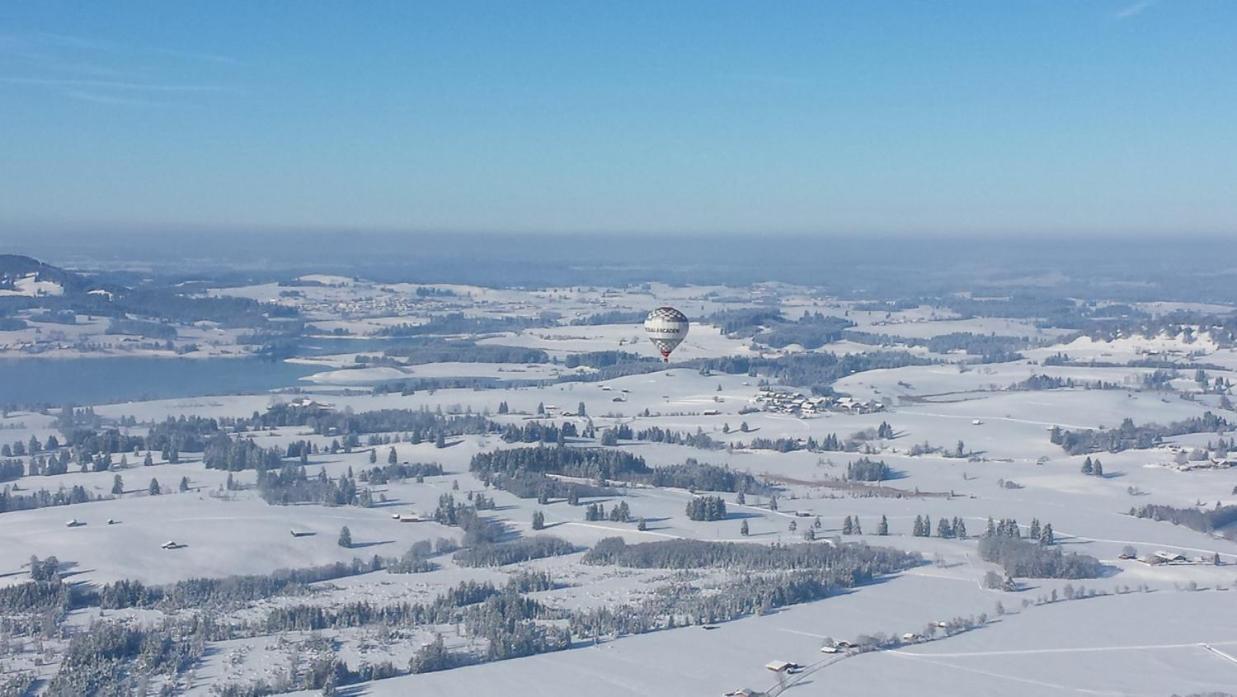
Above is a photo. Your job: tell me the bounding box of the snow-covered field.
[5,281,1237,696]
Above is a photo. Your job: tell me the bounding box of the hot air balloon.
[644,306,689,362]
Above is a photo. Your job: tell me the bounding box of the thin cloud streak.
[34,31,240,65]
[0,76,231,93]
[0,31,238,105]
[724,72,813,87]
[1114,0,1158,20]
[61,89,173,107]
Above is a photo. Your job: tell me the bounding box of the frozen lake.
[0,357,318,406]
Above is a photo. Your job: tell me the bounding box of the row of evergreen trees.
[453,536,576,567]
[911,515,969,538]
[847,457,894,482]
[573,538,920,638]
[0,433,58,458]
[470,446,649,480]
[685,495,727,521]
[1050,412,1229,455]
[985,516,1055,545]
[583,500,633,523]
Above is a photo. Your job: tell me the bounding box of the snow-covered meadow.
[3,280,1237,697]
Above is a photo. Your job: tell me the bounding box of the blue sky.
[1,1,1234,236]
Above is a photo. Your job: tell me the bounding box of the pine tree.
[937,518,951,538]
[842,516,853,535]
[736,491,745,505]
[148,478,161,496]
[111,474,124,496]
[369,449,377,464]
[435,432,447,449]
[1092,459,1103,477]
[637,517,648,531]
[1029,518,1041,540]
[577,401,586,417]
[143,451,153,467]
[338,526,352,548]
[878,515,889,536]
[853,516,862,535]
[740,520,749,536]
[178,476,189,492]
[1081,456,1094,475]
[1039,523,1054,545]
[388,447,398,465]
[532,510,545,530]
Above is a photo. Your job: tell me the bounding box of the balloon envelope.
[644,306,689,361]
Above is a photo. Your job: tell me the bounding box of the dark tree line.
[977,535,1102,579]
[1130,503,1237,539]
[373,312,546,337]
[105,318,178,340]
[630,425,722,450]
[568,311,648,326]
[453,536,576,567]
[204,434,283,471]
[1051,412,1229,455]
[432,493,503,546]
[755,312,856,350]
[706,308,785,336]
[563,350,650,368]
[257,464,369,507]
[572,538,920,638]
[846,457,894,482]
[357,461,443,484]
[471,446,649,481]
[381,341,548,365]
[483,469,612,502]
[644,460,766,494]
[685,495,727,521]
[1012,374,1118,391]
[0,483,97,513]
[473,447,764,499]
[500,421,578,445]
[0,459,24,482]
[583,537,918,572]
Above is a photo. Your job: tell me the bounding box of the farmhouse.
[1149,550,1189,564]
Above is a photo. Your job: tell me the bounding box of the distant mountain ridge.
[0,254,89,295]
[0,254,299,331]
